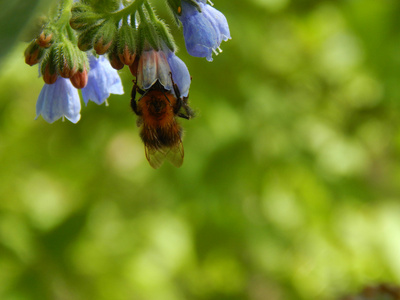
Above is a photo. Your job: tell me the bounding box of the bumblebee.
[131,76,194,168]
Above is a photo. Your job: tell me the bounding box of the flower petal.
[205,4,231,41]
[199,3,222,45]
[167,52,191,97]
[156,51,173,91]
[137,50,158,90]
[81,55,124,105]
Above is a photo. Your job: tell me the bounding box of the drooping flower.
[36,77,81,123]
[135,49,191,97]
[179,0,231,61]
[137,50,173,91]
[81,55,124,105]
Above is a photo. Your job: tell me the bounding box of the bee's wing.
[145,146,167,169]
[144,141,184,169]
[165,140,184,168]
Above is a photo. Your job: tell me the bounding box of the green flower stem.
[110,0,145,20]
[123,14,129,25]
[144,1,157,22]
[137,7,147,24]
[66,23,77,43]
[56,0,74,26]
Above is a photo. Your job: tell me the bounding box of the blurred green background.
[1,0,400,299]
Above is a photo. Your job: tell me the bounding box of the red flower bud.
[70,68,88,89]
[93,21,116,55]
[119,46,136,65]
[43,63,58,84]
[109,52,124,70]
[129,56,140,77]
[94,36,113,55]
[59,61,77,78]
[36,31,53,48]
[24,41,44,66]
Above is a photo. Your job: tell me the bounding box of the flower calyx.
[93,20,117,55]
[117,22,137,65]
[39,40,89,87]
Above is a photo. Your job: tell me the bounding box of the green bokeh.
[1,0,400,299]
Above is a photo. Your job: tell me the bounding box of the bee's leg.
[130,83,137,113]
[169,73,195,119]
[177,106,194,120]
[132,80,146,97]
[176,96,195,120]
[131,81,137,101]
[177,113,190,120]
[183,96,195,116]
[173,95,182,115]
[169,72,184,114]
[169,72,181,99]
[130,82,138,115]
[131,99,139,115]
[131,80,144,115]
[137,87,145,96]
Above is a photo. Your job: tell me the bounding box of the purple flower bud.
[179,0,231,61]
[81,55,124,105]
[36,77,81,123]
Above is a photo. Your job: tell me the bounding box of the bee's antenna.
[137,88,150,102]
[160,88,172,105]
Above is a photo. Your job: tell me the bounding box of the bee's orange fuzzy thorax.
[139,91,177,127]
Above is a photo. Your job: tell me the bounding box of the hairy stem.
[110,0,145,20]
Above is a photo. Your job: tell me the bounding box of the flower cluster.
[36,55,123,123]
[25,0,230,124]
[24,0,230,166]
